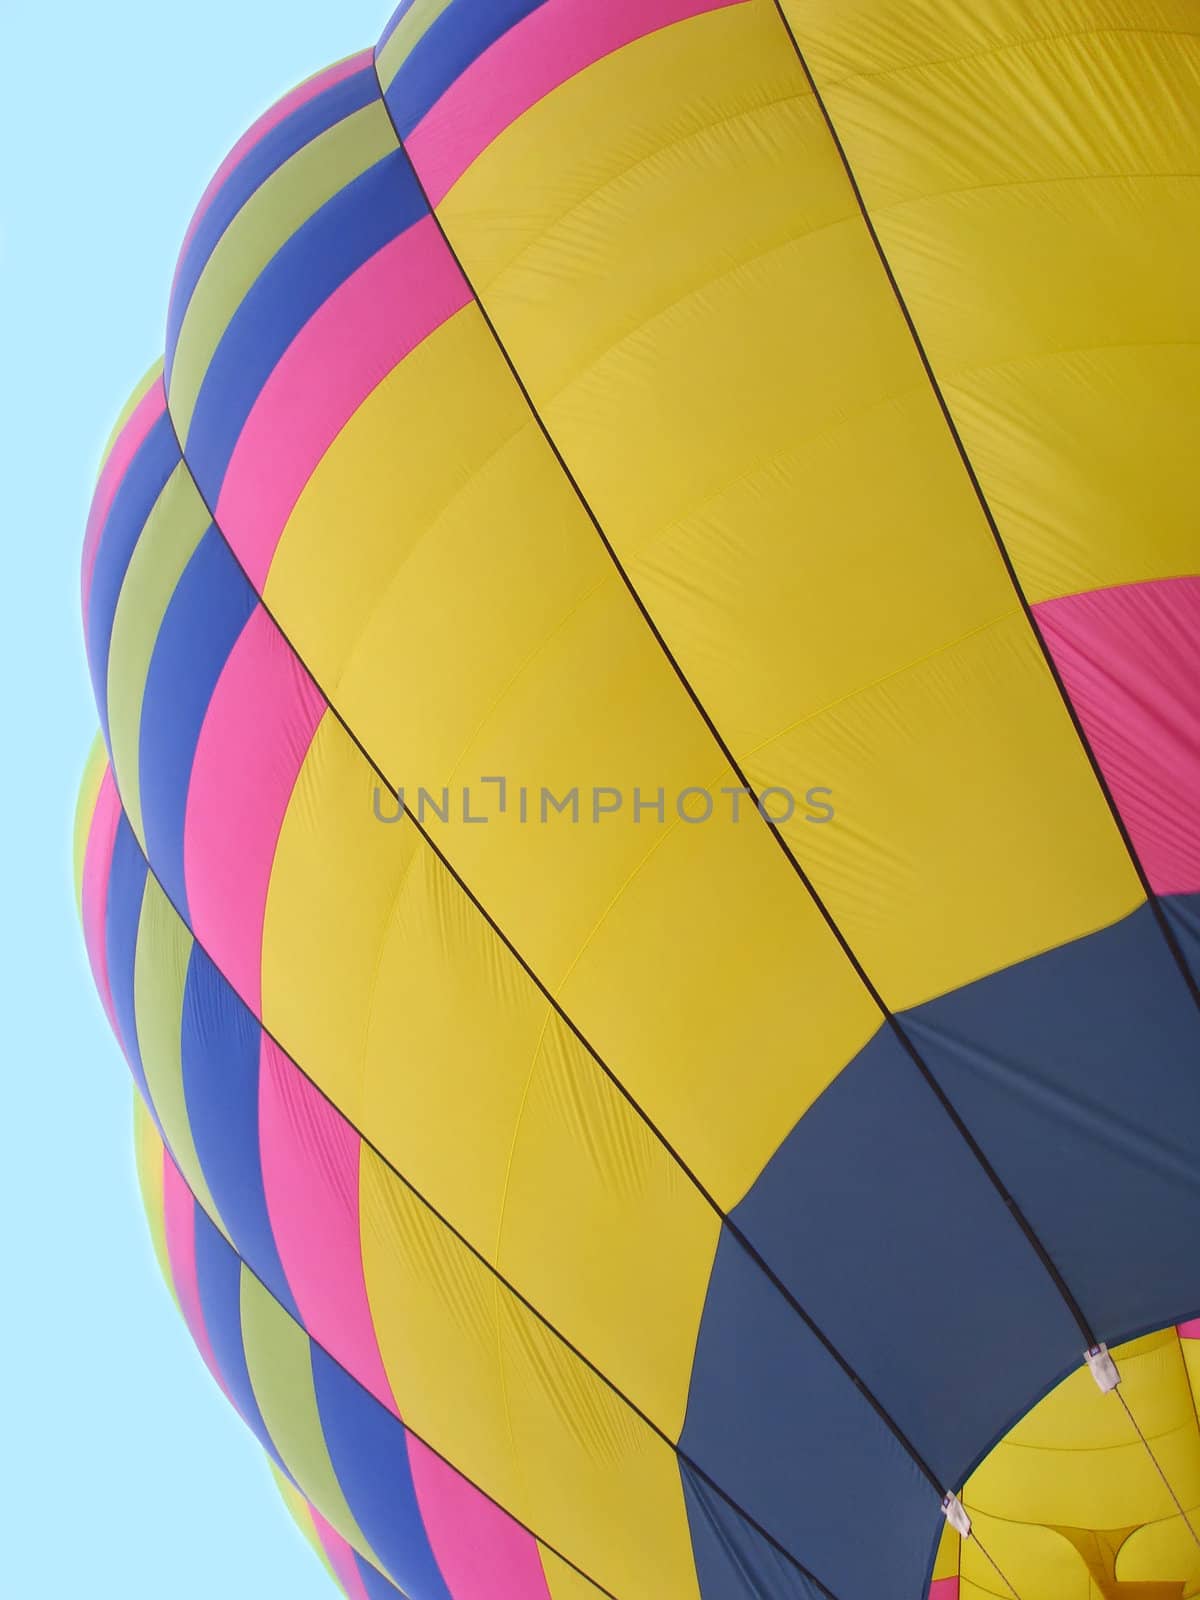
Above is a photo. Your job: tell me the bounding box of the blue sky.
[1,4,384,1594]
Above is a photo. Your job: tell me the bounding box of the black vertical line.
[157,378,948,1506]
[101,748,847,1600]
[135,1076,619,1598]
[766,0,1200,1023]
[131,35,990,1517]
[367,44,1098,1347]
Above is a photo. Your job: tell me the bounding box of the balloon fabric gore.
[76,4,1200,1600]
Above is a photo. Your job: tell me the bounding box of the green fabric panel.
[240,1270,368,1558]
[132,1095,180,1314]
[133,874,224,1230]
[106,463,209,847]
[169,103,397,436]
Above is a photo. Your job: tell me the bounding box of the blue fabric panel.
[905,902,1200,1361]
[1164,893,1200,992]
[184,151,426,503]
[732,1026,1083,1486]
[311,1344,452,1600]
[180,944,299,1321]
[86,413,178,744]
[137,528,256,918]
[166,67,381,378]
[105,811,151,1105]
[192,1205,289,1475]
[381,0,549,135]
[355,1551,410,1599]
[680,1227,939,1600]
[681,1461,859,1600]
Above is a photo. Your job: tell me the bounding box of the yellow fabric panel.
[750,608,1143,1006]
[931,1518,960,1582]
[959,1505,1093,1600]
[72,734,107,918]
[406,567,877,1199]
[961,1329,1200,1595]
[966,1330,1197,1529]
[616,389,1012,758]
[262,710,416,1124]
[537,1546,612,1600]
[265,308,556,725]
[1119,1511,1200,1594]
[495,1010,719,1438]
[359,1144,521,1514]
[359,1146,701,1600]
[497,1288,700,1600]
[960,1512,1200,1599]
[132,1094,177,1311]
[265,262,879,1210]
[264,713,718,1432]
[1117,1337,1200,1587]
[264,709,557,1258]
[547,767,878,1201]
[437,1,807,315]
[774,0,1199,86]
[941,343,1200,603]
[781,0,1200,600]
[355,836,564,1262]
[169,102,397,438]
[424,0,1141,1010]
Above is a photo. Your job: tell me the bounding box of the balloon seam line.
[1114,1387,1200,1555]
[148,49,960,1516]
[153,394,942,1504]
[342,37,972,1493]
[153,1102,620,1599]
[764,0,1200,1022]
[105,735,849,1600]
[365,32,1098,1356]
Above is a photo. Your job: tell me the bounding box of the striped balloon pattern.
[75,3,1200,1599]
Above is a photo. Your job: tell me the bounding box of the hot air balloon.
[76,3,1200,1598]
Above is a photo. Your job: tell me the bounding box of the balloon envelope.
[77,4,1200,1598]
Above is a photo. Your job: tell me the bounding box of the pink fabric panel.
[81,765,123,1037]
[407,1432,553,1600]
[162,1155,231,1402]
[1034,575,1200,895]
[1178,1319,1200,1340]
[310,1506,372,1600]
[929,1581,959,1599]
[183,606,324,1016]
[81,379,166,634]
[174,52,375,276]
[407,0,746,205]
[216,220,469,591]
[258,1036,397,1414]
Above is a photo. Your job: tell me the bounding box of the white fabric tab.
[1086,1344,1122,1393]
[941,1493,972,1539]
